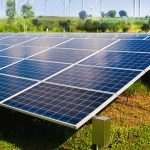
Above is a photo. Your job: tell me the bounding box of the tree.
[6,0,16,19]
[79,10,87,20]
[99,22,109,32]
[21,3,34,19]
[59,20,71,32]
[119,10,128,17]
[141,21,150,32]
[84,19,94,32]
[106,10,116,18]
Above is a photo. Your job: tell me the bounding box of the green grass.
[63,124,150,150]
[0,115,150,150]
[0,141,20,150]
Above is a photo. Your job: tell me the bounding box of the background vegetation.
[0,17,150,33]
[0,0,150,33]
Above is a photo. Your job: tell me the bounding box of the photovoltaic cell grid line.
[0,34,150,129]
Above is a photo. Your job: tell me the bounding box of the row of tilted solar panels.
[0,34,149,129]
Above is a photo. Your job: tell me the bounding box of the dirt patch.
[100,94,150,127]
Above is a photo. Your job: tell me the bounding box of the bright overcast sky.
[0,0,150,17]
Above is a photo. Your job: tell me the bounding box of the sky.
[0,0,150,17]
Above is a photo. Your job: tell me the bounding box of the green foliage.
[0,17,149,32]
[6,0,16,20]
[104,125,150,150]
[0,141,20,150]
[100,22,109,32]
[21,3,34,19]
[124,81,149,97]
[84,19,99,32]
[59,20,71,32]
[141,19,150,32]
[60,124,150,150]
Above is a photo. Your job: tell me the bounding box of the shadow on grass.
[142,71,150,89]
[0,107,75,150]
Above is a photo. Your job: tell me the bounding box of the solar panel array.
[0,33,149,129]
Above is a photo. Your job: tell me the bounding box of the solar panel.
[0,74,36,101]
[22,37,69,47]
[0,34,149,129]
[0,46,49,58]
[80,51,150,70]
[107,40,150,53]
[47,65,141,93]
[3,83,112,127]
[31,48,94,63]
[58,39,114,50]
[0,60,68,80]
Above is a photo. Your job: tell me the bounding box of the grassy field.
[0,73,149,150]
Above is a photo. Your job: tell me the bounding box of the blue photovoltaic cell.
[58,39,114,50]
[0,46,48,58]
[0,37,33,45]
[23,37,69,47]
[4,83,112,125]
[107,40,150,52]
[0,56,20,68]
[48,65,141,93]
[0,74,36,101]
[0,60,68,80]
[31,48,94,63]
[0,44,11,51]
[81,51,150,70]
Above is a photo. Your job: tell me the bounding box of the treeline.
[0,17,150,32]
